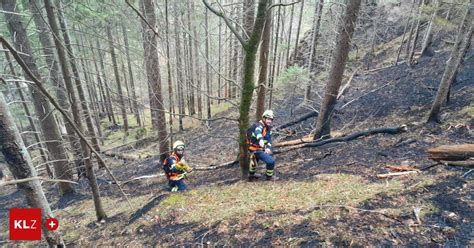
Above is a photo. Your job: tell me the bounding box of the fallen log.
[103,151,151,161]
[275,111,318,130]
[377,171,420,179]
[386,165,420,172]
[441,159,474,168]
[193,160,239,171]
[275,136,313,147]
[427,144,474,161]
[274,125,407,154]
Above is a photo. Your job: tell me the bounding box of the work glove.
[265,148,273,155]
[175,161,192,172]
[259,139,265,148]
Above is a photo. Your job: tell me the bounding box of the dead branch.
[337,69,357,100]
[193,160,239,171]
[103,151,151,161]
[377,171,420,179]
[274,125,407,154]
[385,165,420,172]
[0,177,78,187]
[275,111,319,130]
[275,136,313,147]
[441,159,474,168]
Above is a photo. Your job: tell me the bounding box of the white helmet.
[173,140,185,150]
[262,110,274,119]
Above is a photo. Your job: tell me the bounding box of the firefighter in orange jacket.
[163,140,191,192]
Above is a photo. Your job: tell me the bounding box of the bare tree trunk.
[97,37,117,125]
[173,1,185,131]
[3,0,75,195]
[292,0,305,63]
[218,16,223,104]
[3,46,50,176]
[420,0,442,57]
[408,0,425,64]
[0,93,65,247]
[205,7,212,119]
[268,5,281,108]
[122,24,141,127]
[76,36,104,146]
[55,0,103,164]
[186,1,196,116]
[205,0,269,177]
[427,2,473,123]
[256,3,272,120]
[140,0,170,162]
[89,38,108,116]
[395,0,416,64]
[405,0,420,60]
[165,0,174,149]
[304,0,324,101]
[120,55,133,114]
[313,0,362,140]
[285,4,295,66]
[43,0,107,220]
[190,1,203,119]
[28,1,76,172]
[107,25,129,135]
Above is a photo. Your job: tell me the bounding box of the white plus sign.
[49,221,56,228]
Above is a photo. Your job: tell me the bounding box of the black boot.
[248,172,262,182]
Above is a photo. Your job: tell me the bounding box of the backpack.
[246,123,259,140]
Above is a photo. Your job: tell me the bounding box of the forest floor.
[1,49,473,246]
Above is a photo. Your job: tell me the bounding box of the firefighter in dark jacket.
[247,110,277,181]
[163,140,191,192]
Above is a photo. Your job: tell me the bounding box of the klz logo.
[9,208,42,240]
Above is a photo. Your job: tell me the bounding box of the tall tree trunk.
[173,1,185,131]
[205,7,212,119]
[96,37,117,125]
[119,55,133,114]
[107,25,129,135]
[190,1,203,119]
[268,5,281,108]
[43,0,107,220]
[255,3,272,120]
[55,0,105,168]
[285,4,295,66]
[140,0,170,162]
[165,0,174,149]
[77,32,103,145]
[292,0,305,64]
[405,0,420,60]
[218,16,223,104]
[89,39,107,115]
[408,0,425,64]
[3,46,50,176]
[186,1,196,116]
[304,0,324,101]
[3,0,75,195]
[395,0,416,64]
[122,24,141,127]
[0,93,65,247]
[420,0,443,57]
[205,0,269,177]
[312,0,362,140]
[427,2,473,123]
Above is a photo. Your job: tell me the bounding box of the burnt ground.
[1,46,473,246]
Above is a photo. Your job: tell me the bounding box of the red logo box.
[9,208,42,240]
